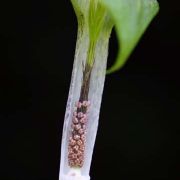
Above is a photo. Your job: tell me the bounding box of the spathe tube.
[59,23,112,180]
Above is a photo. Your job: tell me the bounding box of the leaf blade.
[100,0,159,73]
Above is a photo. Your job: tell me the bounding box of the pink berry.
[83,114,87,118]
[82,124,86,130]
[69,138,76,146]
[86,101,90,106]
[81,134,86,141]
[79,145,85,151]
[82,101,87,106]
[77,112,83,118]
[75,159,80,164]
[78,128,84,135]
[74,134,80,140]
[73,145,79,151]
[73,117,79,124]
[77,139,83,146]
[80,117,87,124]
[75,124,81,130]
[78,102,82,108]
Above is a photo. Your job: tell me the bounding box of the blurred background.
[0,0,180,179]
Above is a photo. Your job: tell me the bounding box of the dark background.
[0,0,180,180]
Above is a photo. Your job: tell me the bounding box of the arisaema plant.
[59,0,159,179]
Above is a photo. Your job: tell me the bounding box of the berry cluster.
[68,101,90,168]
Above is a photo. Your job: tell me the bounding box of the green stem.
[87,40,96,67]
[79,39,96,102]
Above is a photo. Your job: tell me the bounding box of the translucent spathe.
[59,26,111,180]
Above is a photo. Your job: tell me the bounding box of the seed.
[80,117,87,124]
[82,124,86,130]
[77,112,83,118]
[79,160,84,167]
[77,102,82,108]
[74,134,80,140]
[72,154,78,159]
[77,139,83,146]
[75,124,81,130]
[73,117,79,124]
[69,138,76,146]
[78,128,84,135]
[73,145,79,152]
[81,134,86,141]
[79,145,85,151]
[82,101,87,106]
[69,160,75,167]
[82,100,90,107]
[77,150,83,156]
[83,113,87,118]
[75,158,81,164]
[78,154,84,161]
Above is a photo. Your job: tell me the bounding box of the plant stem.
[79,40,96,102]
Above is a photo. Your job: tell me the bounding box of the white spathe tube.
[59,14,112,179]
[61,168,90,180]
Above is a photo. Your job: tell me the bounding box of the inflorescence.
[68,100,90,168]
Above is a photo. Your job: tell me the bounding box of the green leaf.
[71,0,159,74]
[88,0,106,42]
[100,0,159,73]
